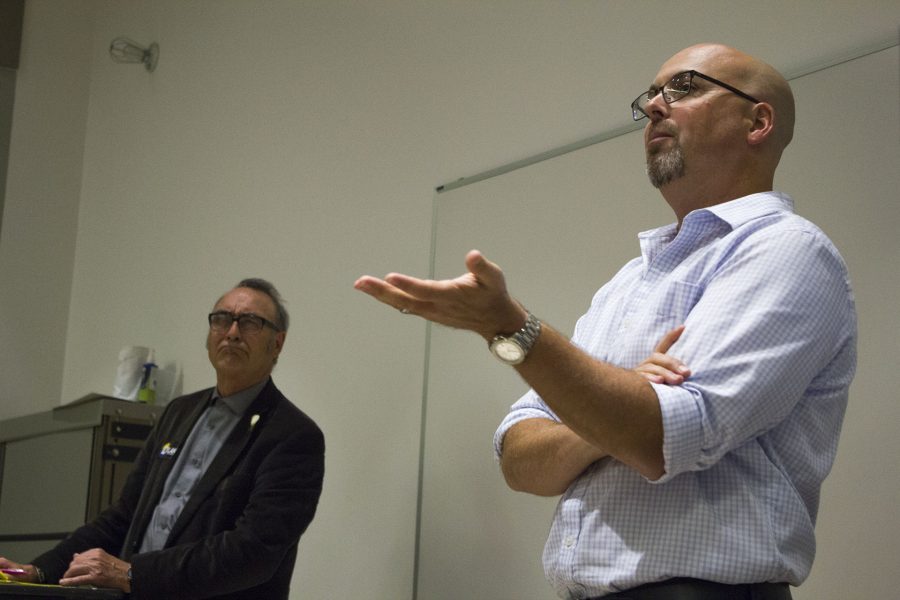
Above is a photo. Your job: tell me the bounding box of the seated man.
[1,278,325,600]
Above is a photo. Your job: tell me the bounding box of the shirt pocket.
[615,280,704,367]
[655,280,703,325]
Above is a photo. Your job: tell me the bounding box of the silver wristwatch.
[489,312,541,365]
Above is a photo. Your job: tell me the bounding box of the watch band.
[489,311,541,365]
[514,312,541,353]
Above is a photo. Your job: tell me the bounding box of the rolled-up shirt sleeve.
[493,390,561,459]
[651,225,856,483]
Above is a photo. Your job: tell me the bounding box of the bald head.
[663,43,795,155]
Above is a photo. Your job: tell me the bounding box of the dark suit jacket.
[33,379,325,600]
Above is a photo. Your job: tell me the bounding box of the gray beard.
[646,143,685,189]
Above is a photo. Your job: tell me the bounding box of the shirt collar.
[211,378,268,416]
[696,191,794,230]
[637,191,795,268]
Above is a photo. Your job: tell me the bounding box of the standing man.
[1,278,325,600]
[354,43,856,599]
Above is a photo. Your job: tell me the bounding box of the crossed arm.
[355,250,690,486]
[500,325,687,496]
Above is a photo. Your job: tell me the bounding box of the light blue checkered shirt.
[494,192,857,599]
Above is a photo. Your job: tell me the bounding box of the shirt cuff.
[493,393,559,459]
[650,381,704,483]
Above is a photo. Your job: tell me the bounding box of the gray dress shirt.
[138,380,265,553]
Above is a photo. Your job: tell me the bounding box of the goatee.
[646,142,685,189]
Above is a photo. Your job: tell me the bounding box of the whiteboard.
[418,45,900,600]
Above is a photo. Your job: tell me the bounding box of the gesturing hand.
[354,249,527,340]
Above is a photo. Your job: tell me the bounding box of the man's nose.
[644,91,670,121]
[226,320,242,339]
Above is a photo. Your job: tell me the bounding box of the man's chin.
[646,148,685,189]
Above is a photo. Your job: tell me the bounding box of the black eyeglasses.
[631,69,761,121]
[208,311,281,334]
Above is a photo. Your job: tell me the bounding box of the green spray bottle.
[137,350,157,404]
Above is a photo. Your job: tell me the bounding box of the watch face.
[489,313,540,365]
[493,339,524,364]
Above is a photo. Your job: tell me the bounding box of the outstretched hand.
[354,249,526,339]
[634,325,691,384]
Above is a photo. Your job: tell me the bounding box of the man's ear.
[747,102,775,146]
[269,331,286,364]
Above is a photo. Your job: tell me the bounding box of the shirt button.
[563,535,576,548]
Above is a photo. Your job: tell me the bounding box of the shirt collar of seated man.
[206,284,287,398]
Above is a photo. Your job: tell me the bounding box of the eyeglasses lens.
[209,313,264,333]
[664,72,692,102]
[632,71,693,120]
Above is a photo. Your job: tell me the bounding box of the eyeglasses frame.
[208,311,282,334]
[631,69,761,121]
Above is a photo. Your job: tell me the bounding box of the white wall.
[2,2,899,599]
[0,0,93,415]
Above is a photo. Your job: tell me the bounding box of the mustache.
[648,121,678,138]
[212,340,247,353]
